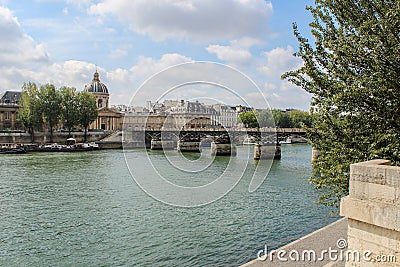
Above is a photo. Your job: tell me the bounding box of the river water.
[0,144,338,266]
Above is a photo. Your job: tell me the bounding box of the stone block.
[210,142,237,156]
[177,141,200,152]
[349,181,396,203]
[351,164,387,185]
[342,160,400,267]
[253,143,280,160]
[385,166,400,188]
[348,219,400,252]
[340,197,400,232]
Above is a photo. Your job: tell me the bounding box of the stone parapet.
[340,159,400,266]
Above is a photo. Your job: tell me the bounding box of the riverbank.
[242,218,347,267]
[0,131,111,145]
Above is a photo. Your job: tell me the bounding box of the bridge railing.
[122,127,305,133]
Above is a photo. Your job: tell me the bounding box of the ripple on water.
[0,146,338,266]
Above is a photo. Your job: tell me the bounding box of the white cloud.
[0,4,309,110]
[254,46,310,110]
[66,0,93,7]
[206,45,252,66]
[130,53,193,79]
[266,90,311,110]
[263,82,276,91]
[88,0,273,42]
[0,7,50,68]
[259,45,302,79]
[206,37,263,66]
[109,47,129,59]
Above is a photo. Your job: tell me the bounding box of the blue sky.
[0,0,315,110]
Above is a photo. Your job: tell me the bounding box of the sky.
[0,0,316,110]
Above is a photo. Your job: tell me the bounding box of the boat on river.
[279,135,309,144]
[279,137,292,144]
[37,138,100,152]
[243,136,257,145]
[0,144,26,154]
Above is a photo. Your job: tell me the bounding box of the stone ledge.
[354,159,392,166]
[350,160,400,187]
[349,180,398,204]
[347,219,400,253]
[340,197,400,232]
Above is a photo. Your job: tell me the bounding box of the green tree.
[289,110,312,128]
[18,82,43,142]
[282,0,400,207]
[77,91,98,141]
[257,110,275,128]
[60,86,79,137]
[37,84,61,143]
[272,109,292,128]
[238,111,258,128]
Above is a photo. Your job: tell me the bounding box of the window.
[5,112,10,120]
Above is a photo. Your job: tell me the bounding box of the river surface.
[0,144,338,266]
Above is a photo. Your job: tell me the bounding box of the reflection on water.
[0,145,338,266]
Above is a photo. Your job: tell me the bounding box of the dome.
[84,71,109,94]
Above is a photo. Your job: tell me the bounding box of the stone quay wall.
[340,159,400,266]
[0,131,110,145]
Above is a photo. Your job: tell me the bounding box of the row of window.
[0,111,12,120]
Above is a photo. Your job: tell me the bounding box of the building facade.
[84,71,123,131]
[0,91,23,131]
[123,113,212,131]
[210,104,237,128]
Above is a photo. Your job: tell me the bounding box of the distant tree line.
[238,109,312,128]
[18,82,98,142]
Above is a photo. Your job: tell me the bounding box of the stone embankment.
[243,159,400,266]
[0,131,110,145]
[340,159,400,266]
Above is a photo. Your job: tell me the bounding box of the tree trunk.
[30,127,34,143]
[84,126,88,142]
[50,126,53,143]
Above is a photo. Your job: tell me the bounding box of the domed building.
[84,71,123,131]
[84,71,110,109]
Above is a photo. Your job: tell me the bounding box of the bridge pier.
[150,139,175,150]
[177,140,200,152]
[254,143,281,160]
[210,142,237,156]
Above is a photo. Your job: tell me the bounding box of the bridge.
[122,127,305,145]
[121,127,307,159]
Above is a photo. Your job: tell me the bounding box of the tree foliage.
[37,84,62,143]
[289,110,312,128]
[238,109,310,128]
[60,86,79,137]
[257,110,275,128]
[18,82,99,143]
[238,111,259,128]
[18,82,43,142]
[282,0,400,207]
[272,110,293,128]
[77,91,98,141]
